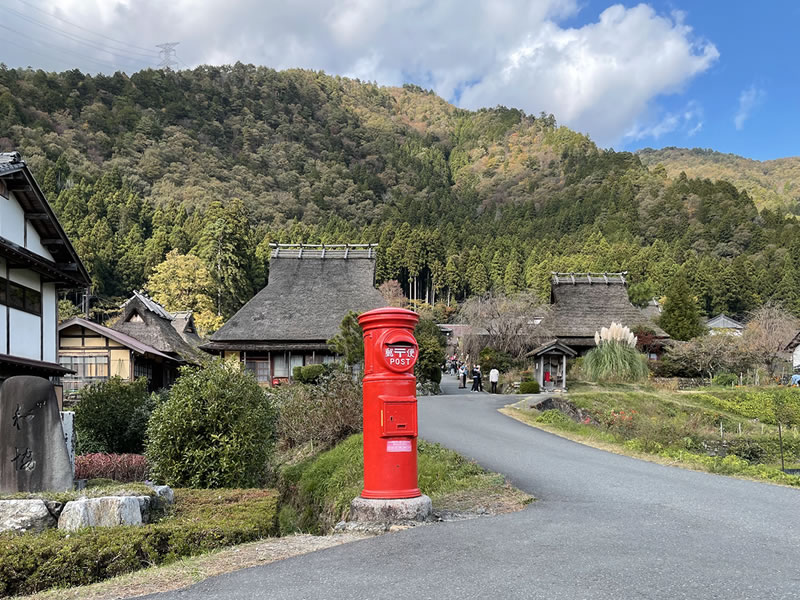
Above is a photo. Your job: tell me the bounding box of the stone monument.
[0,376,73,493]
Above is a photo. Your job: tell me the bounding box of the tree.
[659,269,705,341]
[328,311,365,366]
[194,199,255,319]
[378,280,407,307]
[459,291,550,360]
[414,317,446,385]
[742,304,800,378]
[146,250,223,335]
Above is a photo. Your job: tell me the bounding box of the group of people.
[445,358,500,393]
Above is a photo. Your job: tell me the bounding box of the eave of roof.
[0,155,90,286]
[59,317,181,363]
[0,353,74,376]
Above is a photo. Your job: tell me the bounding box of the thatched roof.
[542,273,668,346]
[111,292,203,363]
[208,255,386,347]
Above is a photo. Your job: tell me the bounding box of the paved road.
[146,378,800,599]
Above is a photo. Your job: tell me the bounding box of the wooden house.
[58,317,182,401]
[0,152,90,383]
[202,244,386,385]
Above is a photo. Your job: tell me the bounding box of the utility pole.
[156,42,180,70]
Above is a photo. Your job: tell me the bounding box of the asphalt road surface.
[145,378,800,599]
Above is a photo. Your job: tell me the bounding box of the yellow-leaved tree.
[146,250,224,335]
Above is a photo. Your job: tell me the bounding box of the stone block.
[0,377,73,493]
[150,485,174,505]
[0,499,57,533]
[58,496,143,531]
[349,495,433,523]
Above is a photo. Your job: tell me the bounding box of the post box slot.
[382,401,417,437]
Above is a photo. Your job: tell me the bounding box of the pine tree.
[503,250,523,294]
[659,269,705,341]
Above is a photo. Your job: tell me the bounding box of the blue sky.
[1,1,797,160]
[574,1,799,160]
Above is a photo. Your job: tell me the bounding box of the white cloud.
[734,86,766,130]
[7,1,718,145]
[625,100,704,141]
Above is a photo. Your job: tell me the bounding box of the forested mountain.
[1,63,799,324]
[638,147,800,216]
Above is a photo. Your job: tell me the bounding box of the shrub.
[146,359,277,488]
[292,364,328,384]
[535,409,572,426]
[583,341,649,383]
[274,370,362,450]
[74,377,152,454]
[712,372,738,387]
[74,454,148,482]
[701,388,800,425]
[519,381,540,394]
[0,489,278,597]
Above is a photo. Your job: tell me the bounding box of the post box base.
[349,495,432,523]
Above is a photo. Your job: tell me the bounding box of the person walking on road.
[471,365,480,392]
[489,367,500,393]
[459,363,467,388]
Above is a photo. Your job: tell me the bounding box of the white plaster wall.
[794,346,800,371]
[9,309,40,359]
[0,305,6,355]
[0,191,26,246]
[0,256,5,354]
[25,220,53,260]
[42,283,56,362]
[8,268,39,288]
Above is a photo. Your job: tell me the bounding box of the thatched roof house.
[202,244,386,384]
[541,273,668,354]
[111,291,204,364]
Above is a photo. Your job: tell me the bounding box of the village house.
[57,292,204,400]
[57,317,182,401]
[202,244,386,385]
[0,152,90,387]
[529,272,668,390]
[786,331,800,373]
[705,314,745,336]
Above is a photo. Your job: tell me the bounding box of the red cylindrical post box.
[358,307,421,499]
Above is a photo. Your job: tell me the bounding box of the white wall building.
[0,152,90,382]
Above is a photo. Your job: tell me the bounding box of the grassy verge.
[278,433,532,534]
[0,489,278,598]
[503,389,800,488]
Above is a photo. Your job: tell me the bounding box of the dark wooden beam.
[41,238,65,245]
[25,213,49,220]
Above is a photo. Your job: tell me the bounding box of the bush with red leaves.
[75,453,149,482]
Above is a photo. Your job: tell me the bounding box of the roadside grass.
[278,433,532,534]
[0,489,278,598]
[504,383,800,489]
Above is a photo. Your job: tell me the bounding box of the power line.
[10,0,160,55]
[156,42,180,70]
[0,23,132,71]
[0,4,159,60]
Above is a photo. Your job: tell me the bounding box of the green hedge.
[0,489,277,597]
[519,381,540,394]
